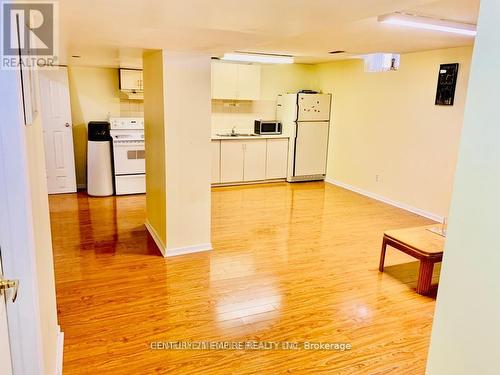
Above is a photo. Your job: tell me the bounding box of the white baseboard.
[145,220,167,256]
[166,243,212,257]
[55,325,64,375]
[145,221,212,257]
[212,178,286,187]
[325,177,443,222]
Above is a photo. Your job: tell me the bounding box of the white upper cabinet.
[211,62,238,99]
[236,64,261,100]
[211,62,261,100]
[119,69,143,91]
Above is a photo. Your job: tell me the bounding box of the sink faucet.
[231,126,236,136]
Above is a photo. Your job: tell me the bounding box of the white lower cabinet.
[217,138,288,184]
[211,140,221,183]
[243,139,267,181]
[220,140,245,183]
[266,138,288,179]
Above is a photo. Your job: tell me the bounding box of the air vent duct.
[364,53,400,73]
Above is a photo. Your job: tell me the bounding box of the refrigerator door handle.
[292,121,299,176]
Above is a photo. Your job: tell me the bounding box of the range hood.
[120,91,144,100]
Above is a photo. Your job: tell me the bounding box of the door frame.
[0,67,46,373]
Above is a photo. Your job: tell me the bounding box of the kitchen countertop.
[212,134,289,140]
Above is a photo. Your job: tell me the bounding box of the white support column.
[143,50,212,257]
[426,1,500,374]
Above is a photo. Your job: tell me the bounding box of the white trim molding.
[55,326,64,375]
[145,221,212,257]
[144,220,167,257]
[166,243,213,257]
[325,177,444,223]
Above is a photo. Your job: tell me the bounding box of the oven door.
[112,141,145,175]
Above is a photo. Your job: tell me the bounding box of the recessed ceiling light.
[222,52,294,64]
[378,13,477,36]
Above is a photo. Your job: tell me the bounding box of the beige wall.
[143,51,212,255]
[143,51,167,248]
[67,66,144,187]
[317,46,473,218]
[260,63,318,100]
[68,66,121,187]
[427,1,500,373]
[71,48,471,222]
[212,63,318,131]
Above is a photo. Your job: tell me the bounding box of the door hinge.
[0,279,19,303]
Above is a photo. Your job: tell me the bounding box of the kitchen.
[211,59,331,186]
[57,59,328,197]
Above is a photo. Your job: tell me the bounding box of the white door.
[39,67,77,194]
[297,93,331,121]
[0,252,13,375]
[266,138,289,179]
[211,140,221,183]
[220,140,245,183]
[243,140,267,181]
[294,122,329,176]
[1,29,58,374]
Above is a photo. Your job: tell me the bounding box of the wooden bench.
[379,225,445,295]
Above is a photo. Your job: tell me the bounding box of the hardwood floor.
[49,182,438,374]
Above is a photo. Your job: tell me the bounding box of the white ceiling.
[60,0,480,67]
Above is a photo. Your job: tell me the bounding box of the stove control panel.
[110,117,144,130]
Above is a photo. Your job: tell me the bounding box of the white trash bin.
[87,121,114,196]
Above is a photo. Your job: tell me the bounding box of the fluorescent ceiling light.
[222,52,294,64]
[378,13,477,36]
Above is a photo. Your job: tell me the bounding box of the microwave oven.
[254,120,282,135]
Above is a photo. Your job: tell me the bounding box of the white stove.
[110,117,145,195]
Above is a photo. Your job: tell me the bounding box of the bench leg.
[379,236,388,272]
[416,259,434,295]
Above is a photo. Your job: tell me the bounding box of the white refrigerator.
[277,93,331,182]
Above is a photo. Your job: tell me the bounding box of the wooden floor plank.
[49,182,437,374]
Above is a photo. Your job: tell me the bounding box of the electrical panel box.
[435,63,459,106]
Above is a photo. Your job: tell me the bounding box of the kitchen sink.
[216,133,259,137]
